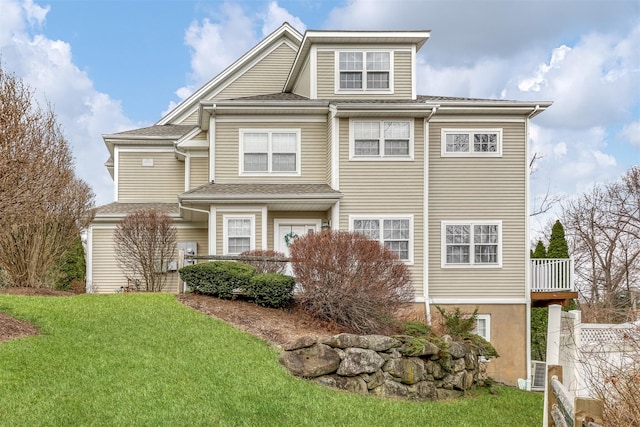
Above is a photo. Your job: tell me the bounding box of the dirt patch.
[177,293,347,347]
[0,287,74,342]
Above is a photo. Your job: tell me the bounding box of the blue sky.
[1,0,639,235]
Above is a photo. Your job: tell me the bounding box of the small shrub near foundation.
[244,273,295,308]
[179,261,255,298]
[240,249,287,274]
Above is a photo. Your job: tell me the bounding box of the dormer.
[284,30,430,100]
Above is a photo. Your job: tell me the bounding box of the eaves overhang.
[332,102,440,118]
[434,100,553,118]
[199,99,330,130]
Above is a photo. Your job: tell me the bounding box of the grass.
[0,293,542,426]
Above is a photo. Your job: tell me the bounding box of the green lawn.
[0,293,542,426]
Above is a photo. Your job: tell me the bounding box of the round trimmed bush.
[179,261,255,298]
[244,273,295,308]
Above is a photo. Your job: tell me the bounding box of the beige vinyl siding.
[316,49,413,99]
[91,225,207,294]
[292,58,311,98]
[428,121,527,300]
[189,156,209,189]
[267,210,329,249]
[338,118,424,295]
[118,151,184,202]
[214,120,327,183]
[90,227,128,293]
[216,210,263,255]
[216,44,296,99]
[179,111,199,125]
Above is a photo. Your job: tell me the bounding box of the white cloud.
[261,1,306,37]
[518,46,571,92]
[619,121,640,147]
[0,0,138,205]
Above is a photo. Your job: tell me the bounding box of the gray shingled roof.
[227,92,520,104]
[180,183,342,200]
[95,202,180,216]
[105,124,197,139]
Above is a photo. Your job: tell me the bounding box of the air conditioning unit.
[531,360,546,391]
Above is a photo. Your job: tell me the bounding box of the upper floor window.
[441,129,502,157]
[337,51,392,93]
[350,215,413,263]
[350,120,413,160]
[240,129,300,175]
[441,221,502,268]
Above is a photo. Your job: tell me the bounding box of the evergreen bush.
[179,261,255,298]
[244,273,295,308]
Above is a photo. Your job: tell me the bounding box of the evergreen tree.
[547,220,569,258]
[531,240,547,259]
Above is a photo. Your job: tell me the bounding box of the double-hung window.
[351,216,413,262]
[441,129,502,157]
[442,221,501,267]
[473,315,491,342]
[351,120,413,160]
[240,129,300,175]
[337,51,392,92]
[224,216,254,255]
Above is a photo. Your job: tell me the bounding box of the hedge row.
[178,261,295,308]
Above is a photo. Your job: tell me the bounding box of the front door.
[275,220,321,276]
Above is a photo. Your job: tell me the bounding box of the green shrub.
[244,273,295,308]
[179,261,255,298]
[239,249,287,274]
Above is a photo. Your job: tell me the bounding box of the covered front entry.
[274,219,321,257]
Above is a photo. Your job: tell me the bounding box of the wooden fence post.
[548,365,563,426]
[574,397,603,427]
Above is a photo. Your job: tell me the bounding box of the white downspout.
[423,106,437,324]
[525,104,539,393]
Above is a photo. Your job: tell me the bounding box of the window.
[337,51,392,92]
[441,129,502,157]
[351,120,413,160]
[442,221,501,267]
[224,216,254,255]
[351,216,413,262]
[473,315,491,342]
[240,129,300,175]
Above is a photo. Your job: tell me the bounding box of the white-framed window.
[239,129,300,175]
[441,129,502,157]
[223,215,255,255]
[350,119,413,160]
[473,314,491,342]
[336,50,393,93]
[441,221,502,268]
[350,215,413,263]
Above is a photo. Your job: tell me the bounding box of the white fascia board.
[159,24,302,126]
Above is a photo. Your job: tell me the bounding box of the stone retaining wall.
[279,333,485,401]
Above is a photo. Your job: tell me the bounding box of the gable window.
[441,129,502,157]
[240,129,300,175]
[441,221,502,267]
[224,216,254,255]
[350,215,413,263]
[337,51,392,92]
[350,120,413,160]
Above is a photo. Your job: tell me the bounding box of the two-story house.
[88,23,556,385]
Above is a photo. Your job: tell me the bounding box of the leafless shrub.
[290,230,414,334]
[0,66,95,287]
[113,209,177,292]
[577,326,640,426]
[239,249,287,274]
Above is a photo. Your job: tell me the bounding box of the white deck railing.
[531,258,574,292]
